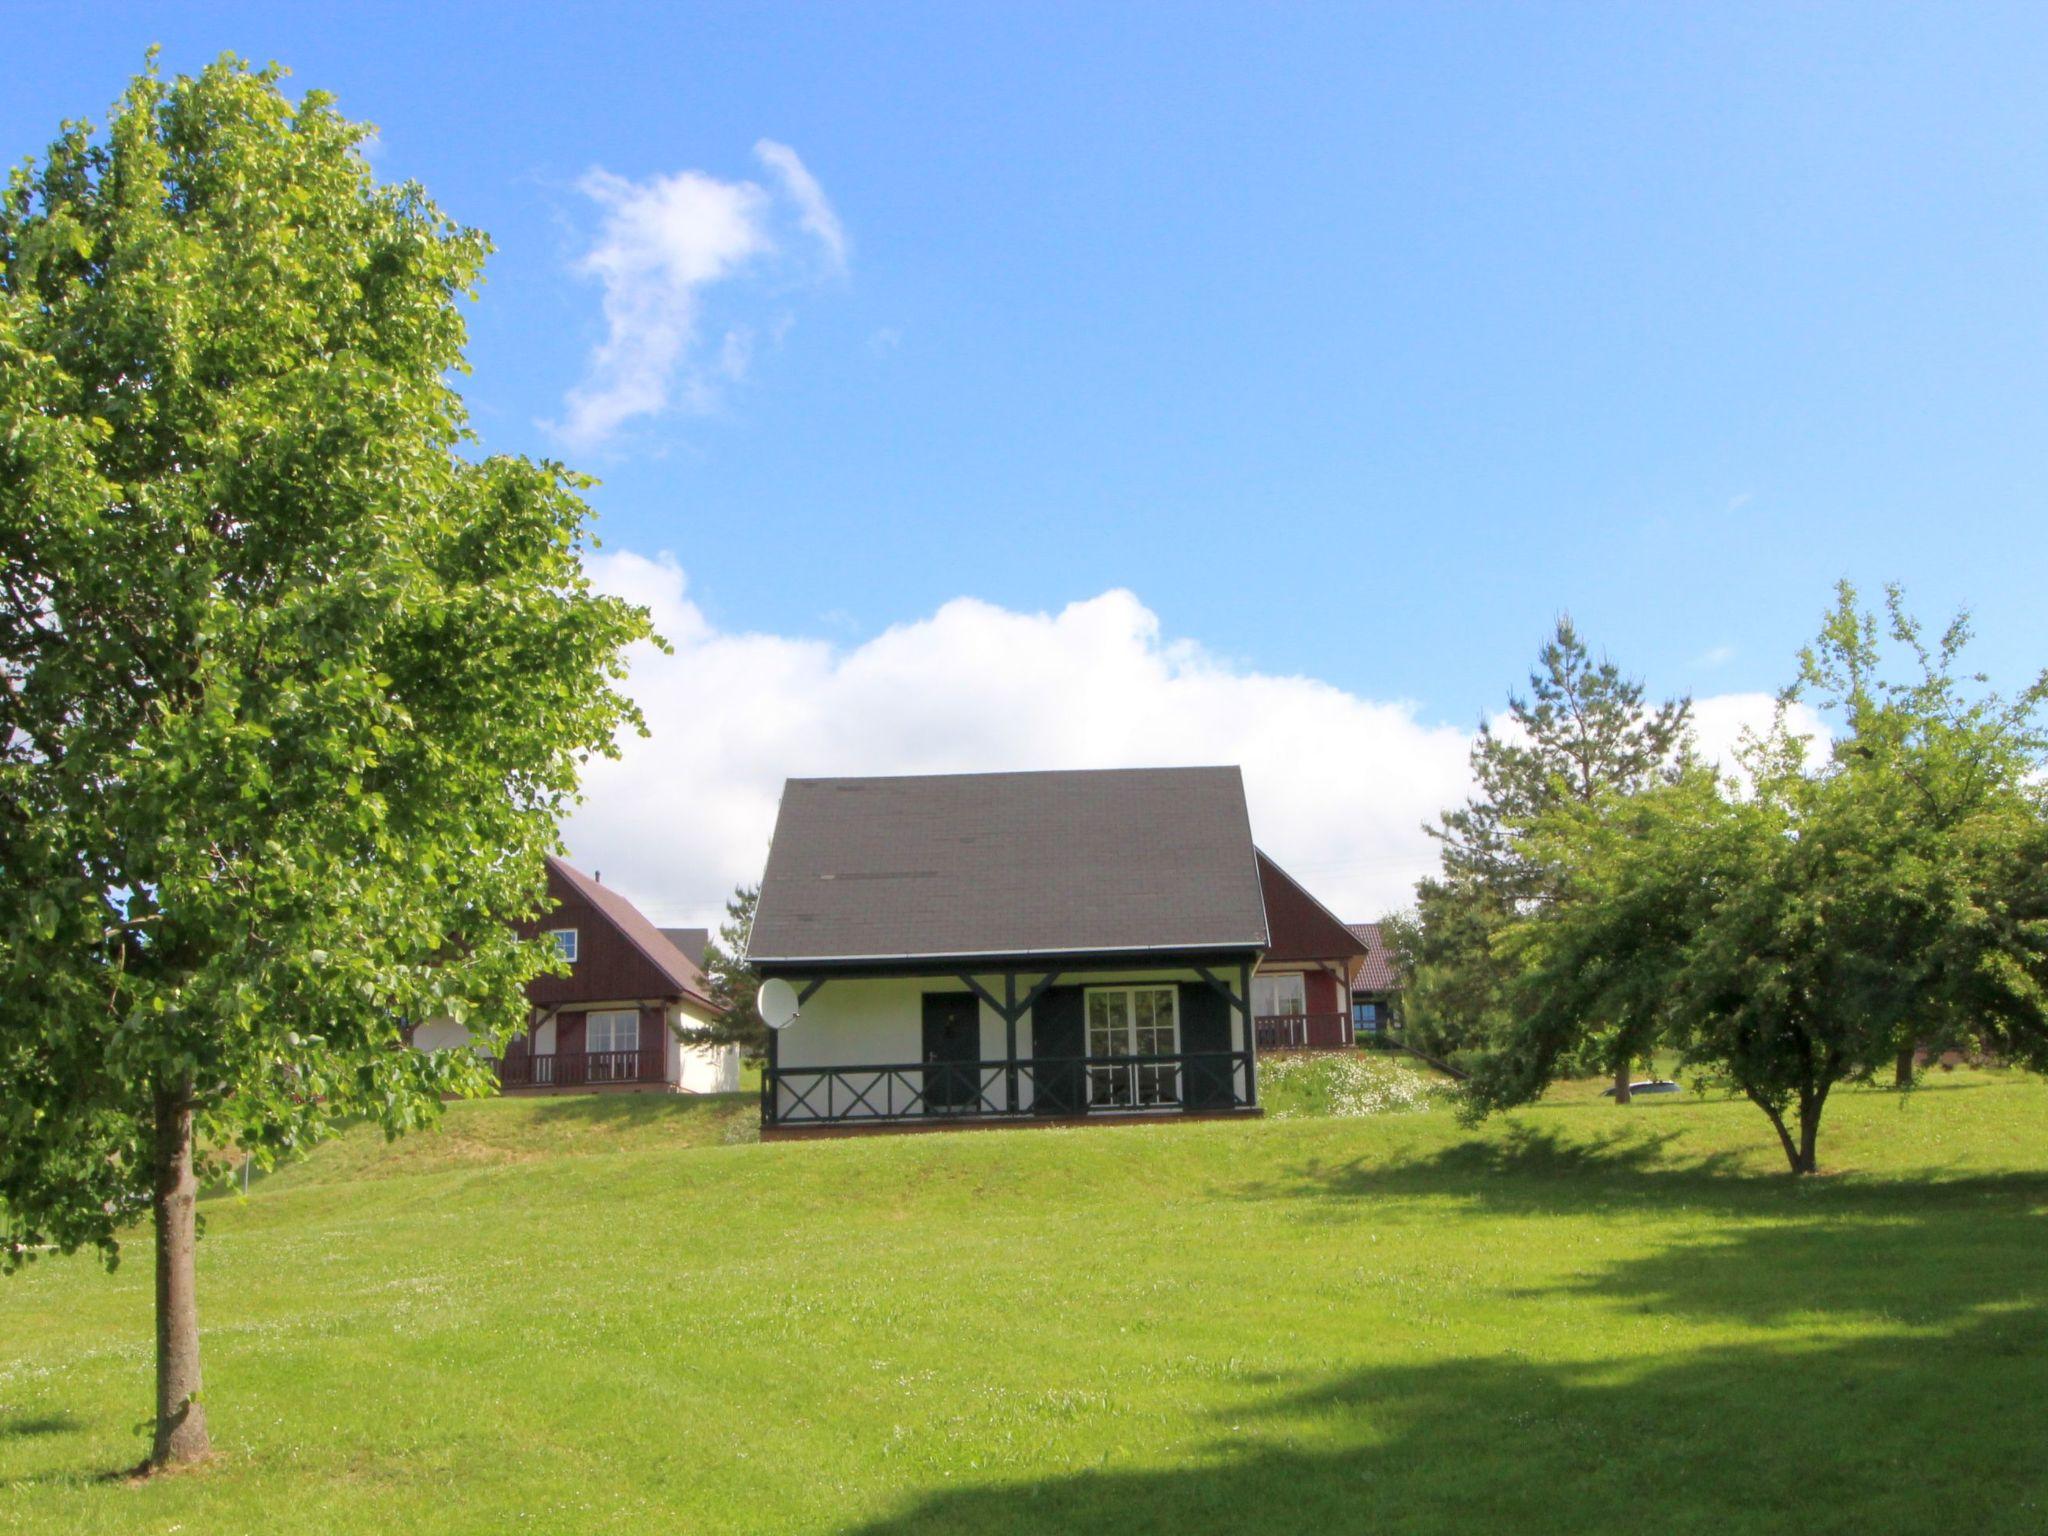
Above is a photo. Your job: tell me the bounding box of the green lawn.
[2,1069,2045,1534]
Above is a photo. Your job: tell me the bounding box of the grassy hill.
[2,1067,2045,1534]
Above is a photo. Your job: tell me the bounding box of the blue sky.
[11,3,2047,918]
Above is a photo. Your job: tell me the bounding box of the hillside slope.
[3,1072,2045,1535]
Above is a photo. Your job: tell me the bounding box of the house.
[411,857,741,1094]
[1253,853,1369,1049]
[746,766,1363,1134]
[1347,922,1402,1037]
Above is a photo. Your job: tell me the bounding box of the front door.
[921,993,981,1113]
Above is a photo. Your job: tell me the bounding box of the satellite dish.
[757,977,802,1031]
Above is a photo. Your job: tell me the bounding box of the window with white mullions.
[585,1009,641,1079]
[1085,985,1180,1107]
[1253,973,1306,1016]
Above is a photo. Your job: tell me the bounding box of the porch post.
[762,1024,779,1126]
[1004,972,1020,1113]
[1240,960,1258,1109]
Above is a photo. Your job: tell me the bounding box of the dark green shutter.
[1178,983,1236,1110]
[1032,986,1085,1115]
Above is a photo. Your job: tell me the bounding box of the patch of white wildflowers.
[1262,1053,1442,1118]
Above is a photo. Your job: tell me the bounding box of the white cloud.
[549,144,846,449]
[560,557,1825,930]
[753,139,847,272]
[1690,690,1828,775]
[563,553,1473,926]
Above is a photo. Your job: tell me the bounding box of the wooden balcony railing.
[494,1047,665,1089]
[1253,1012,1353,1049]
[763,1051,1255,1127]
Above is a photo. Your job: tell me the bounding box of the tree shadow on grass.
[1261,1119,2048,1217]
[1254,1122,2048,1329]
[849,1197,2048,1536]
[0,1411,76,1440]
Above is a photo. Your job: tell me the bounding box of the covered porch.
[493,1047,667,1090]
[758,955,1263,1133]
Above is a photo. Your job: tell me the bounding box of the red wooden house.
[1252,851,1370,1050]
[412,856,738,1094]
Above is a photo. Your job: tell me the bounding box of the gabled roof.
[546,857,719,1010]
[748,767,1270,965]
[660,927,711,966]
[1256,852,1370,965]
[1348,922,1401,993]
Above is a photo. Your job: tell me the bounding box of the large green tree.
[1469,585,2048,1173]
[0,58,650,1467]
[1406,617,1690,1097]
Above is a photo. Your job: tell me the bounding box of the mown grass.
[2,1069,2045,1534]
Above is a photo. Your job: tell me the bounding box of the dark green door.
[1032,986,1086,1115]
[921,993,980,1113]
[1179,982,1237,1110]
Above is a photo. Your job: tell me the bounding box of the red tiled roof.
[1347,922,1401,993]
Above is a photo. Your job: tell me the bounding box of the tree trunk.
[1612,1064,1631,1105]
[1793,1090,1826,1176]
[151,1082,210,1468]
[1893,1047,1915,1088]
[1744,1084,1802,1175]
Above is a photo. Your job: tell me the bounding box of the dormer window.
[548,928,579,963]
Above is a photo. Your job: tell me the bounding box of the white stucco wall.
[411,1018,475,1053]
[671,999,742,1093]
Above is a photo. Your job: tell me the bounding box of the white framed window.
[1084,985,1179,1108]
[548,928,579,963]
[586,1009,640,1056]
[1253,973,1307,1017]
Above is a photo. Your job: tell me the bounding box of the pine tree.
[681,884,768,1057]
[1408,617,1691,1099]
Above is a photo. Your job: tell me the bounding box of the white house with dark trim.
[747,766,1361,1135]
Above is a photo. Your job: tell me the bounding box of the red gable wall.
[522,864,686,1008]
[1257,852,1369,966]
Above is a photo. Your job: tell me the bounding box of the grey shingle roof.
[748,767,1270,964]
[659,927,711,966]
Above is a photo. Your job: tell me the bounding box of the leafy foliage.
[0,54,652,1453]
[1404,617,1690,1062]
[1468,584,2048,1173]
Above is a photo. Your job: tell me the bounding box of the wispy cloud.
[753,139,848,273]
[548,143,846,450]
[1693,643,1737,669]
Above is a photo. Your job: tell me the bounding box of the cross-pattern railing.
[762,1051,1254,1127]
[495,1048,665,1089]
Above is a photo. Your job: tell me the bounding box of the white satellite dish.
[757,977,802,1031]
